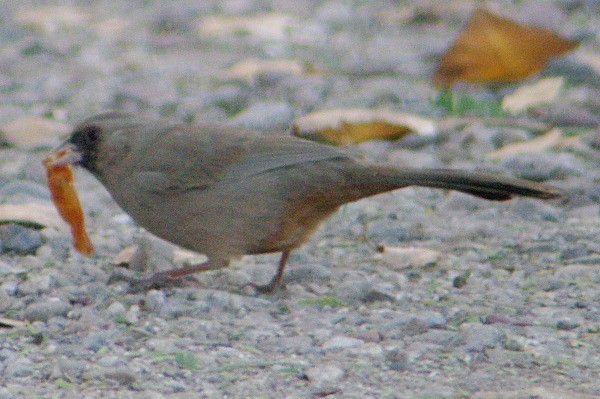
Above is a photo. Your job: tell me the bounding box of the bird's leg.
[252,250,291,294]
[108,259,229,292]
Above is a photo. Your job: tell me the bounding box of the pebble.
[556,319,580,331]
[3,357,34,378]
[384,348,409,371]
[229,101,294,132]
[306,364,345,395]
[322,336,364,350]
[24,299,72,322]
[144,289,167,312]
[106,301,127,317]
[461,324,506,352]
[284,264,330,283]
[380,246,442,270]
[102,367,137,385]
[0,223,43,254]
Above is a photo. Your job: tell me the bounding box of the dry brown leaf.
[220,58,306,83]
[486,128,563,160]
[502,77,564,114]
[0,317,28,329]
[198,13,294,41]
[0,204,65,230]
[378,246,442,270]
[1,117,71,150]
[112,245,138,265]
[434,8,578,88]
[292,109,437,145]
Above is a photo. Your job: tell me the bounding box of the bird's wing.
[131,124,348,194]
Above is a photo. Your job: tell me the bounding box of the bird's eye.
[71,125,101,148]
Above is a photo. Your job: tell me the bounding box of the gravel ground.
[1,1,599,398]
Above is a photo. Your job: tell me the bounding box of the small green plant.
[175,351,198,370]
[434,89,504,117]
[300,296,345,308]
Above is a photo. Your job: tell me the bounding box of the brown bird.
[47,112,561,292]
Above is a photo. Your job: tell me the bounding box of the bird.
[47,112,562,292]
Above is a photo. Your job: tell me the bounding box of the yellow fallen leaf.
[502,77,564,114]
[220,58,306,83]
[434,8,578,88]
[198,13,294,41]
[292,109,436,145]
[486,128,563,160]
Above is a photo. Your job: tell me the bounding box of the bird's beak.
[43,142,82,167]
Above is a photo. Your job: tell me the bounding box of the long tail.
[345,165,562,202]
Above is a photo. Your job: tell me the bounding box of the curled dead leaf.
[434,8,578,87]
[220,58,306,83]
[198,13,294,41]
[1,117,71,150]
[502,77,564,114]
[486,128,563,160]
[292,109,437,145]
[0,203,65,230]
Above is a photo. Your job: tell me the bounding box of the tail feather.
[355,166,562,202]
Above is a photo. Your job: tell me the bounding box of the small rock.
[556,319,580,331]
[379,246,442,269]
[103,367,137,385]
[144,290,166,312]
[106,302,126,317]
[306,364,345,395]
[453,270,471,288]
[125,305,140,324]
[0,223,43,254]
[0,180,51,200]
[83,332,110,352]
[322,336,364,350]
[146,338,178,353]
[461,324,506,352]
[284,264,330,283]
[514,199,563,222]
[24,299,72,322]
[0,289,14,311]
[333,278,374,303]
[384,348,408,371]
[3,357,33,378]
[229,101,294,132]
[58,358,87,380]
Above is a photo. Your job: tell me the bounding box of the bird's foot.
[108,268,200,293]
[247,281,286,295]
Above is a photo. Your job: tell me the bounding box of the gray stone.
[0,180,50,200]
[58,358,87,380]
[0,223,42,254]
[322,336,364,350]
[556,319,580,331]
[385,348,409,371]
[306,364,345,395]
[102,367,137,385]
[284,264,330,283]
[24,299,72,322]
[144,289,167,312]
[106,302,126,317]
[229,101,294,132]
[461,324,506,352]
[3,357,33,378]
